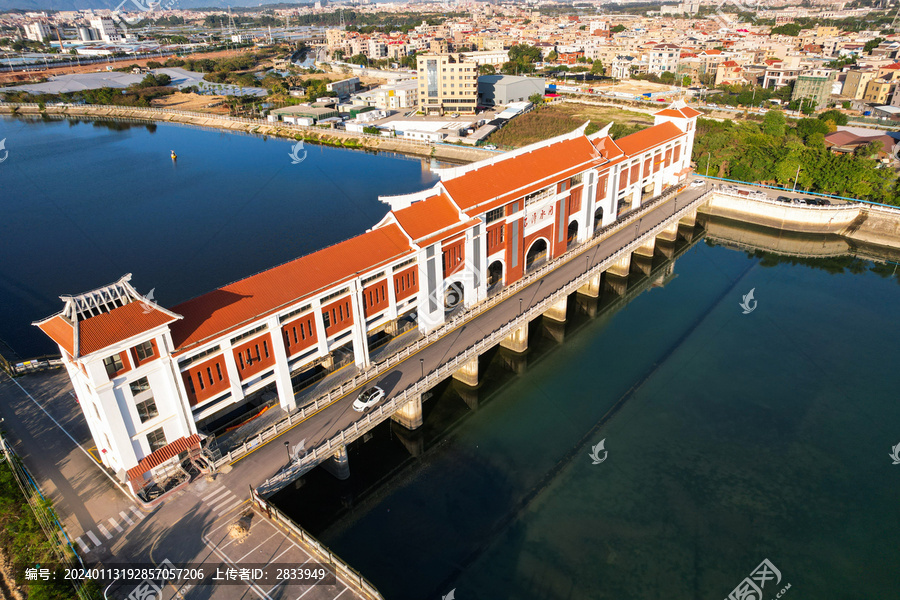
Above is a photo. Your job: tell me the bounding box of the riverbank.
[701,190,900,252]
[0,103,494,164]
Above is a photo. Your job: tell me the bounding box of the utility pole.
[792,165,801,192]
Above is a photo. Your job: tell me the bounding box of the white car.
[352,386,385,412]
[690,178,704,187]
[484,144,498,150]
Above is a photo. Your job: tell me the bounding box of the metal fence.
[0,435,93,599]
[0,51,174,73]
[251,490,383,600]
[0,352,64,377]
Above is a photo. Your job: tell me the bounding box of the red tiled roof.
[170,224,412,352]
[36,303,178,358]
[392,194,462,242]
[441,137,601,213]
[36,316,75,357]
[614,121,684,156]
[721,60,740,67]
[126,434,201,482]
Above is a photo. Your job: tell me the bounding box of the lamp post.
[519,298,523,315]
[792,165,801,193]
[284,441,291,462]
[420,358,424,378]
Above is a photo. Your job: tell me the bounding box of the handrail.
[256,187,708,495]
[219,183,693,471]
[251,489,384,600]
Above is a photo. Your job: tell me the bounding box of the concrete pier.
[606,254,631,278]
[631,253,653,276]
[657,221,680,243]
[391,394,424,430]
[633,237,656,258]
[577,273,601,298]
[452,356,479,387]
[543,296,568,322]
[322,444,350,480]
[500,322,529,353]
[603,272,628,296]
[542,319,566,344]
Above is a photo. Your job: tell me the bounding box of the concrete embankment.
[700,191,900,260]
[0,104,494,164]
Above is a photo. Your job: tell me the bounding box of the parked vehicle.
[775,196,792,203]
[352,386,385,412]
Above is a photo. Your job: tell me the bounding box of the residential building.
[842,68,876,100]
[89,16,122,43]
[791,71,836,110]
[647,43,680,75]
[416,53,479,115]
[863,77,894,105]
[36,104,701,500]
[715,60,744,86]
[23,20,51,42]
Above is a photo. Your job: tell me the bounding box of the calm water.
[0,115,439,357]
[273,231,900,600]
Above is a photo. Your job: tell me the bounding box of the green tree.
[529,93,544,105]
[659,71,675,84]
[762,110,786,138]
[547,50,558,61]
[610,24,626,33]
[771,23,802,36]
[818,109,848,126]
[864,37,884,54]
[478,63,496,75]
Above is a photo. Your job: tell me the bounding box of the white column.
[385,271,398,321]
[349,279,371,368]
[311,297,329,357]
[219,338,245,406]
[266,316,296,411]
[579,170,596,242]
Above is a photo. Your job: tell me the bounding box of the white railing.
[251,490,384,600]
[222,183,693,472]
[256,187,707,495]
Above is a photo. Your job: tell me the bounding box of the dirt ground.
[550,101,656,128]
[150,91,231,113]
[590,79,678,95]
[0,48,251,86]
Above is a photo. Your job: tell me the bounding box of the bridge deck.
[234,184,710,496]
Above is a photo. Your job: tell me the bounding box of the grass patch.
[486,102,654,149]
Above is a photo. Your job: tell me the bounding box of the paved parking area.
[196,504,355,600]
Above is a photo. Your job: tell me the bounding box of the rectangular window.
[322,311,331,329]
[129,377,150,395]
[136,396,158,423]
[216,363,223,380]
[134,341,154,361]
[485,207,504,223]
[104,354,124,378]
[146,427,167,453]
